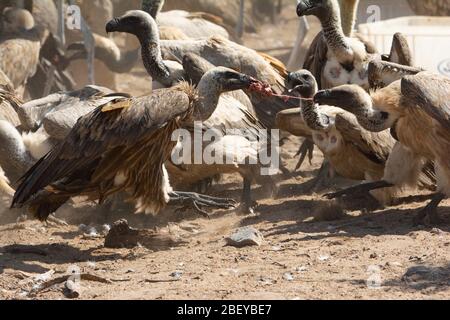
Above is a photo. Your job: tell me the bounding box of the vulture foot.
[413,193,445,226]
[169,191,237,218]
[295,139,315,172]
[324,180,394,200]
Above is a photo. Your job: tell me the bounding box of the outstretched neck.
[193,78,222,122]
[301,99,332,131]
[142,0,165,19]
[352,103,392,132]
[339,0,360,37]
[320,1,354,63]
[137,27,171,86]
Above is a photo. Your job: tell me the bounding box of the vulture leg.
[413,193,445,226]
[239,177,256,214]
[295,138,315,172]
[324,180,394,200]
[169,191,237,218]
[307,160,334,192]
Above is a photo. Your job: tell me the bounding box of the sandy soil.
[0,3,449,300]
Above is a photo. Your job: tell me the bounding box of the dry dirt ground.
[0,3,449,300]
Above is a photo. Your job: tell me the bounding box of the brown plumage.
[12,84,194,220]
[0,7,45,95]
[314,71,449,223]
[162,0,258,34]
[12,67,258,220]
[0,86,21,127]
[276,70,396,203]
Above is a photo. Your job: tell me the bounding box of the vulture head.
[106,10,157,40]
[203,67,260,93]
[287,70,318,98]
[1,7,35,34]
[314,84,371,113]
[296,0,336,20]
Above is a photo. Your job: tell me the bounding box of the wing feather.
[12,86,191,207]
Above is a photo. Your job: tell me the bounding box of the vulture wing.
[12,85,192,209]
[401,72,450,132]
[335,112,395,165]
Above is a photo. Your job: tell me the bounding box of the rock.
[64,279,81,299]
[402,266,450,285]
[225,227,264,248]
[104,219,187,250]
[170,271,183,280]
[283,273,294,281]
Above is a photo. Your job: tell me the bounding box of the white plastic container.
[358,16,450,77]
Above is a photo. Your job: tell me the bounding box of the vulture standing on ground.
[106,10,277,212]
[0,7,46,97]
[314,70,450,225]
[276,70,397,204]
[11,67,265,221]
[322,61,436,210]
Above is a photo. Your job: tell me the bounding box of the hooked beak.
[296,1,313,16]
[105,18,120,33]
[229,74,260,90]
[314,89,332,105]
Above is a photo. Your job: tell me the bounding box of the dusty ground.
[0,3,449,300]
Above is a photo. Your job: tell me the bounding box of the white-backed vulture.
[161,0,257,34]
[142,0,230,39]
[0,7,47,96]
[11,67,265,221]
[106,11,277,212]
[297,0,414,91]
[0,86,130,188]
[321,60,435,207]
[314,71,450,224]
[276,70,397,203]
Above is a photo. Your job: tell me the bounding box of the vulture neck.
[320,0,354,63]
[301,98,333,131]
[0,121,34,184]
[137,26,172,87]
[194,75,223,122]
[339,0,360,37]
[351,101,391,132]
[142,0,165,19]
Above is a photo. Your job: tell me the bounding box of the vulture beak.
[105,18,121,34]
[314,89,332,105]
[228,74,259,90]
[296,1,313,17]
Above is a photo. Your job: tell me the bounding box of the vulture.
[297,0,413,91]
[162,0,257,35]
[314,71,449,224]
[11,67,263,221]
[142,0,230,39]
[0,86,128,188]
[322,61,436,210]
[295,0,414,182]
[0,7,47,96]
[276,70,397,203]
[106,11,277,212]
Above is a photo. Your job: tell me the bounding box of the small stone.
[296,266,308,273]
[225,227,264,248]
[283,273,294,281]
[170,271,183,280]
[430,228,444,235]
[370,253,378,259]
[318,255,330,262]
